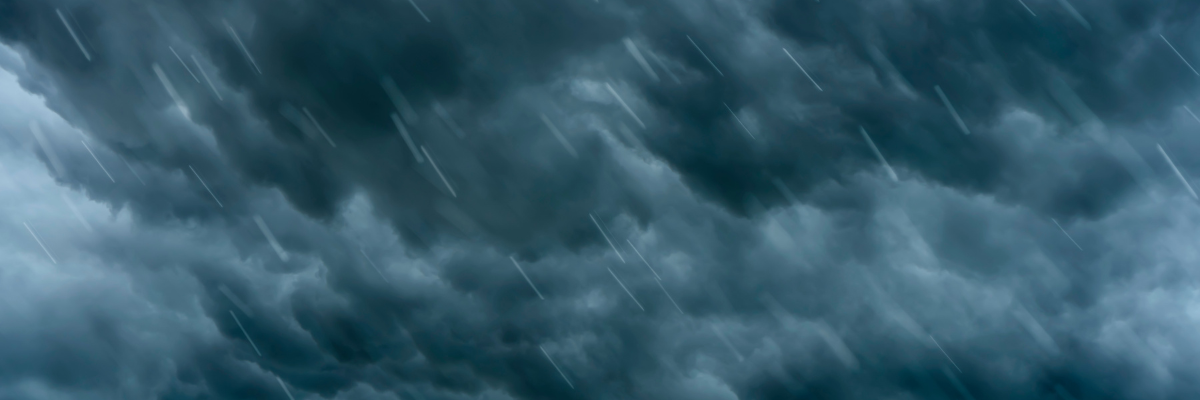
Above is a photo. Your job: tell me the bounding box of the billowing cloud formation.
[2,0,1200,399]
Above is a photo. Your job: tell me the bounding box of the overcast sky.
[2,0,1200,399]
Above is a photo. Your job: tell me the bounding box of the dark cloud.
[3,0,1200,399]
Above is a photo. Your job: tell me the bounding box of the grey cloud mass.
[1,0,1200,399]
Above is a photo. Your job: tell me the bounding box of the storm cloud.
[2,0,1200,399]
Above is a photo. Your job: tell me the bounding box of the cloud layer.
[2,0,1200,399]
